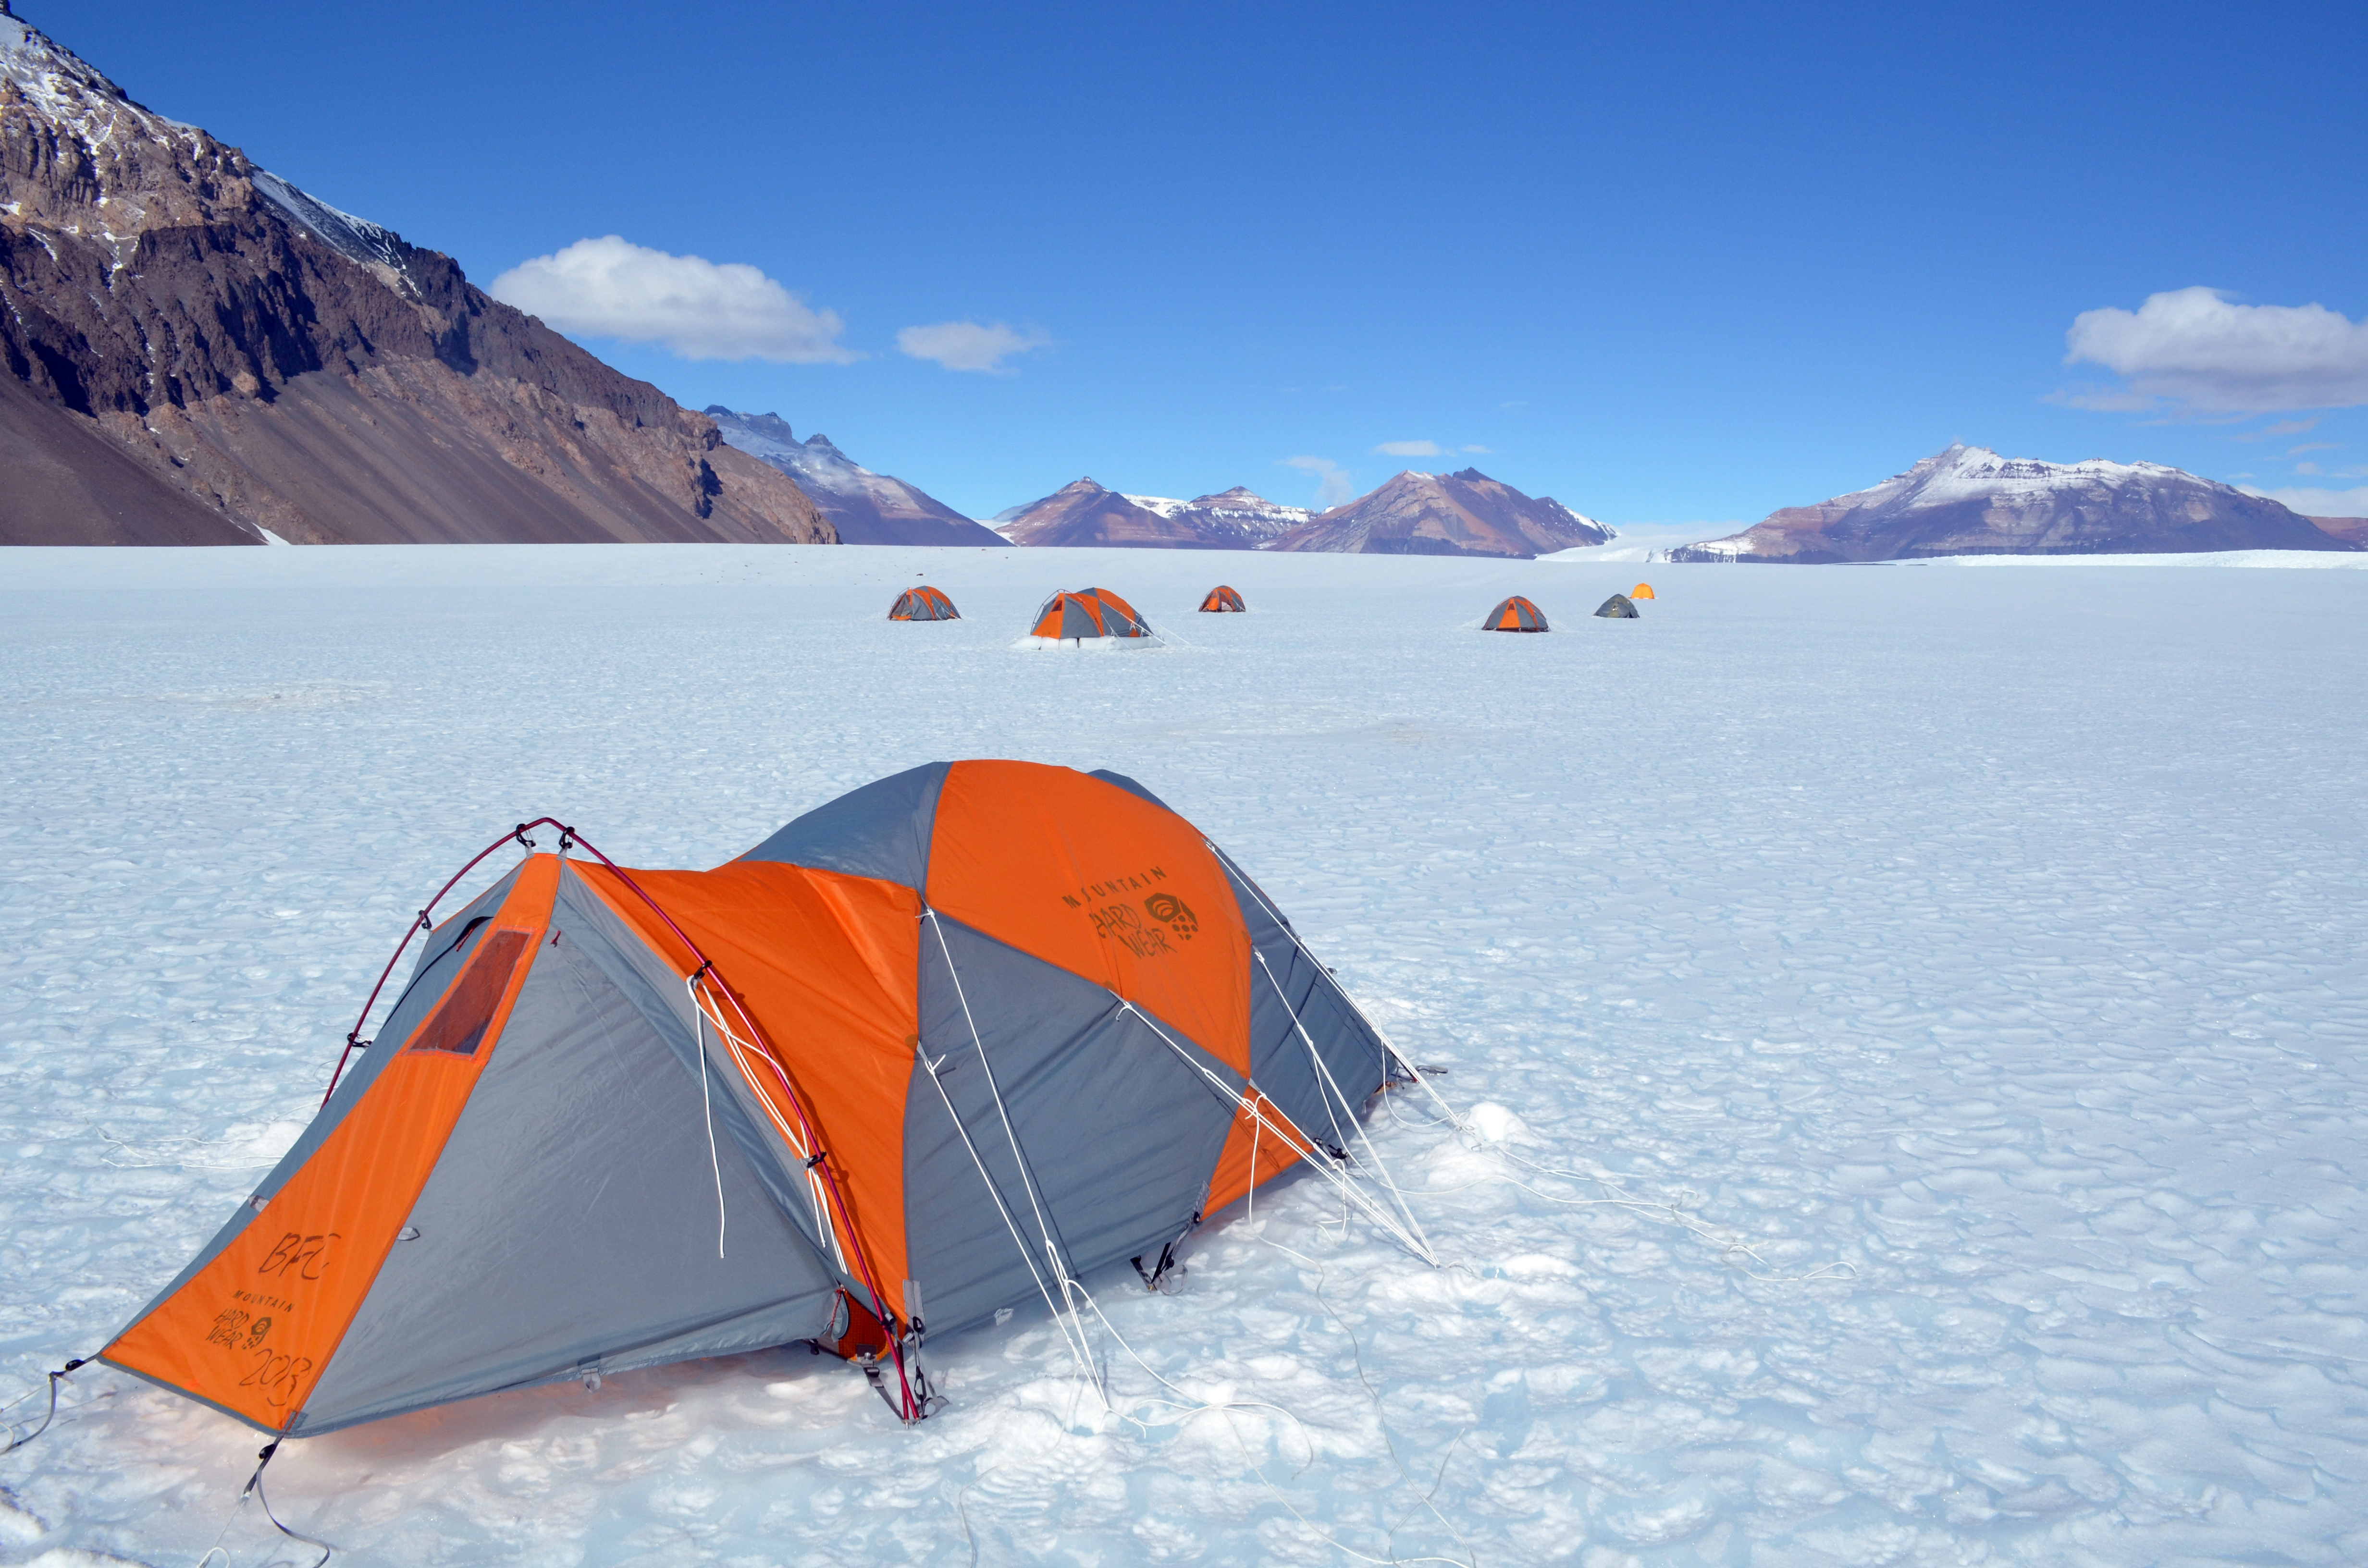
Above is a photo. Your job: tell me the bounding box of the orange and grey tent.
[1027,587,1150,642]
[1198,586,1246,613]
[1630,583,1656,600]
[889,585,960,620]
[96,763,1405,1436]
[1483,595,1549,632]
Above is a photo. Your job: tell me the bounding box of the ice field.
[3,543,2367,1567]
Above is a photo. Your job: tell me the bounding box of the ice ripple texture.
[1,544,2364,1567]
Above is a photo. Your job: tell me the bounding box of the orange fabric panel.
[568,860,922,1320]
[1087,588,1143,625]
[1204,1095,1313,1216]
[102,857,561,1431]
[1030,599,1064,637]
[926,761,1252,1076]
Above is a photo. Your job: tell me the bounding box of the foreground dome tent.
[1198,585,1246,613]
[1483,595,1550,632]
[95,762,1429,1438]
[1595,593,1640,618]
[889,585,960,620]
[1024,586,1153,646]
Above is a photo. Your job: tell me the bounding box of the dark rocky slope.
[0,4,831,546]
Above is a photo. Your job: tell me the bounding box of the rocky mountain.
[0,5,832,546]
[1268,469,1611,558]
[1122,488,1312,547]
[998,478,1301,549]
[1670,445,2356,563]
[2308,515,2368,548]
[705,409,1004,546]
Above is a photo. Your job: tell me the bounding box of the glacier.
[2,543,2365,1566]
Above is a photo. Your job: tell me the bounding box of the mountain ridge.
[705,409,1005,546]
[0,6,833,546]
[1269,468,1611,558]
[1671,445,2355,562]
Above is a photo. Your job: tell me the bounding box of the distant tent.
[889,586,960,621]
[1482,596,1549,632]
[1024,587,1154,646]
[1198,586,1246,613]
[1594,594,1639,619]
[98,764,1409,1436]
[1630,583,1656,600]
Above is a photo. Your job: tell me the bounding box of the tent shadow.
[300,1342,837,1468]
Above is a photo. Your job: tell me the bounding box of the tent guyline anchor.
[193,1440,333,1568]
[0,1356,85,1455]
[323,816,925,1424]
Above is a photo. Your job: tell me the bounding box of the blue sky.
[54,0,2368,526]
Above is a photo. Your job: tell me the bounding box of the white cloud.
[2242,483,2368,516]
[895,321,1051,373]
[488,236,855,363]
[1280,455,1354,508]
[1461,444,1492,454]
[2061,287,2368,413]
[1373,440,1442,456]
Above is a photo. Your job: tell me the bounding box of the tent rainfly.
[1198,586,1246,613]
[1594,594,1640,619]
[1023,588,1154,647]
[1482,596,1549,632]
[889,586,960,621]
[95,763,1419,1437]
[1630,583,1656,600]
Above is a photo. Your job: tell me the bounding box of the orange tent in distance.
[1482,596,1549,632]
[889,586,960,620]
[1631,583,1656,600]
[1198,586,1246,613]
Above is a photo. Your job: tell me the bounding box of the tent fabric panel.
[293,930,843,1434]
[1085,768,1172,811]
[569,858,924,1320]
[99,857,562,1432]
[925,760,1252,1076]
[545,867,839,1261]
[1059,598,1099,639]
[736,761,950,891]
[111,867,532,1321]
[1085,588,1146,629]
[905,917,1244,1334]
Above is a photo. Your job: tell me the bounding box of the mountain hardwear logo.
[1144,892,1197,941]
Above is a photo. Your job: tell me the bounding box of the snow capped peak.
[1675,443,2341,561]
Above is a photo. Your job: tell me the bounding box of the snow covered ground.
[3,544,2366,1567]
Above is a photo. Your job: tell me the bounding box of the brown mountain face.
[2309,516,2368,548]
[999,478,1237,548]
[1671,445,2356,563]
[1269,469,1611,558]
[0,7,832,546]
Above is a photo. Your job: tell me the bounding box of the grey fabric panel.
[1224,859,1394,1176]
[1092,594,1143,636]
[1059,599,1098,639]
[108,866,530,1337]
[904,917,1242,1334]
[296,927,843,1435]
[545,866,842,1262]
[736,761,950,890]
[1085,769,1172,811]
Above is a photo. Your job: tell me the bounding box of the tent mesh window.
[405,929,532,1056]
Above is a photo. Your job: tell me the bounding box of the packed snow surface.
[4,546,2367,1566]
